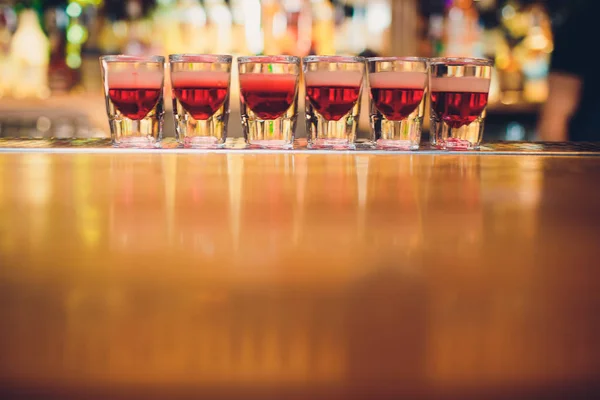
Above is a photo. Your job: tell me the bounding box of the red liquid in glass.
[305,86,361,121]
[430,91,489,128]
[371,88,424,121]
[173,86,228,120]
[240,74,297,119]
[108,88,162,120]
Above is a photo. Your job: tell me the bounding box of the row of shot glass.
[100,55,493,150]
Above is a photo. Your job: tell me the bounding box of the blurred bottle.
[498,49,523,104]
[151,0,179,55]
[365,0,391,55]
[123,0,149,55]
[280,0,312,56]
[79,2,104,95]
[428,13,444,56]
[311,0,335,55]
[65,12,89,90]
[229,0,247,53]
[48,1,91,94]
[0,5,16,98]
[335,0,367,55]
[262,0,282,55]
[237,0,263,54]
[205,0,233,54]
[9,9,50,99]
[81,1,101,53]
[497,0,528,103]
[520,4,552,103]
[98,0,128,54]
[476,0,502,103]
[443,0,482,57]
[46,6,73,93]
[176,0,207,54]
[348,0,367,55]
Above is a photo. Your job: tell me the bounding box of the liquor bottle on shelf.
[228,0,247,54]
[123,0,148,55]
[98,14,124,55]
[176,0,208,54]
[9,9,50,98]
[335,0,368,55]
[261,0,312,56]
[520,4,552,103]
[476,0,501,103]
[311,0,335,55]
[443,0,482,57]
[333,0,352,55]
[498,48,523,105]
[364,0,391,55]
[46,5,73,94]
[205,0,233,55]
[151,0,179,55]
[262,0,281,55]
[281,0,312,56]
[233,0,262,54]
[496,0,530,104]
[428,12,444,56]
[0,5,16,98]
[349,0,368,55]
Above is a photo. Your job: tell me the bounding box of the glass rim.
[100,54,165,63]
[429,57,494,67]
[237,55,300,64]
[169,54,232,63]
[367,56,428,64]
[303,55,365,63]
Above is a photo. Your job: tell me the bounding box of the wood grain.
[0,152,599,399]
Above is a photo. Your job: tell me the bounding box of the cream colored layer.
[239,73,298,90]
[369,71,427,89]
[430,77,491,93]
[304,71,363,87]
[171,71,229,88]
[107,70,164,89]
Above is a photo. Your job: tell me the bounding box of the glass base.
[354,139,376,150]
[242,114,296,151]
[247,139,293,150]
[305,104,360,151]
[112,136,161,149]
[430,117,483,151]
[433,138,480,150]
[371,114,422,151]
[109,113,163,149]
[376,139,419,151]
[174,107,228,150]
[307,138,355,150]
[181,136,225,149]
[442,137,479,151]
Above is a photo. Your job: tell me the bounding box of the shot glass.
[429,57,493,150]
[170,54,232,149]
[238,55,300,149]
[100,55,165,148]
[303,55,365,150]
[367,57,428,150]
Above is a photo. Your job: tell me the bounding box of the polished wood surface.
[1,152,599,399]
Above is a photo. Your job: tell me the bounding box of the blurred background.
[0,0,557,141]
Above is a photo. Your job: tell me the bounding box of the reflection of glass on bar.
[238,55,300,150]
[367,57,428,150]
[429,57,493,150]
[170,54,232,149]
[304,55,365,150]
[100,55,165,148]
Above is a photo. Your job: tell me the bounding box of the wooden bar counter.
[0,142,599,399]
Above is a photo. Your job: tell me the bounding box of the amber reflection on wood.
[0,152,600,399]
